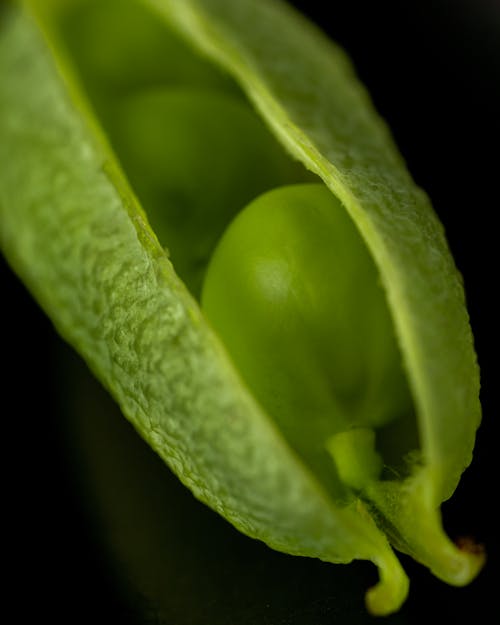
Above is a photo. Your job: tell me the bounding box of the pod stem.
[351,500,409,616]
[366,552,410,617]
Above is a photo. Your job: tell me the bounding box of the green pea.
[202,183,416,495]
[107,88,308,295]
[58,0,236,99]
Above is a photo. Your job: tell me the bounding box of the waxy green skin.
[0,0,484,615]
[202,183,415,497]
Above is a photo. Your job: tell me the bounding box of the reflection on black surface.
[60,345,383,625]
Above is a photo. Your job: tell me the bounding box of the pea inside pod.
[106,88,308,296]
[0,0,484,616]
[201,183,417,498]
[58,0,239,100]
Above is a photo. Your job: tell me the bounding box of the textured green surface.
[150,0,481,500]
[0,1,406,614]
[147,0,483,584]
[0,0,484,615]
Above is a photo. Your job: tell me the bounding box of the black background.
[3,0,499,623]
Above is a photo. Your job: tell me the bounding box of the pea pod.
[0,0,484,616]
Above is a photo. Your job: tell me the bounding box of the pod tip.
[442,535,486,586]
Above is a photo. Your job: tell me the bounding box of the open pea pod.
[0,0,484,615]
